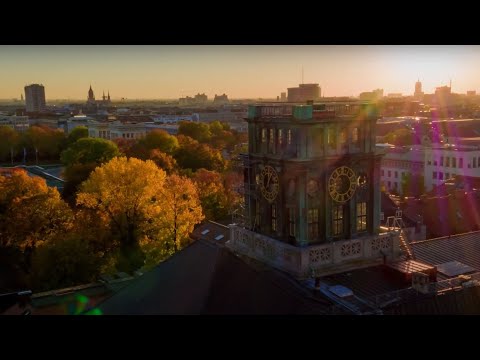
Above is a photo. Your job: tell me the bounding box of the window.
[278,129,283,147]
[440,156,444,166]
[261,128,266,143]
[428,159,432,165]
[439,172,444,180]
[394,182,398,189]
[446,173,450,179]
[357,202,367,232]
[445,157,450,167]
[459,158,463,168]
[402,172,405,178]
[395,171,398,178]
[255,201,260,228]
[328,128,336,150]
[388,181,391,188]
[452,157,456,168]
[474,157,477,168]
[271,204,277,232]
[381,169,384,176]
[312,128,324,155]
[332,205,343,236]
[269,128,275,153]
[340,129,347,149]
[388,170,391,177]
[308,208,319,240]
[433,171,437,179]
[287,129,292,145]
[288,207,296,238]
[352,127,359,145]
[434,160,438,166]
[478,157,480,167]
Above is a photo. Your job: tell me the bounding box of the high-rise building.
[414,80,424,100]
[281,92,287,101]
[287,83,320,102]
[24,84,46,113]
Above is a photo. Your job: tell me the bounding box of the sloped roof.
[412,231,480,276]
[97,239,331,315]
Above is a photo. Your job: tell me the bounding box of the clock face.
[328,166,357,203]
[260,165,279,202]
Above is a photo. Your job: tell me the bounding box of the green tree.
[138,129,179,155]
[401,173,425,197]
[61,137,120,167]
[66,126,88,145]
[0,126,19,163]
[178,121,211,143]
[383,128,414,146]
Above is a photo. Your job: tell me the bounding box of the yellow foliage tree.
[77,157,204,272]
[0,170,73,251]
[147,175,204,252]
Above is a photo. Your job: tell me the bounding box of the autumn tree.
[76,157,168,273]
[113,138,137,157]
[146,175,204,258]
[193,169,229,220]
[178,121,211,143]
[174,135,225,172]
[0,126,19,163]
[0,170,73,271]
[30,234,102,292]
[149,149,178,174]
[61,138,121,203]
[138,129,179,155]
[22,125,66,161]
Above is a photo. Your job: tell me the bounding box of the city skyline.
[1,45,480,100]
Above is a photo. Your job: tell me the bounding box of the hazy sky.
[1,45,479,100]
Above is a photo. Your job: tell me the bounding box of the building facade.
[287,84,321,102]
[424,144,480,191]
[24,84,46,113]
[380,146,425,195]
[0,115,29,132]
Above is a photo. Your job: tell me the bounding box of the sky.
[1,45,479,100]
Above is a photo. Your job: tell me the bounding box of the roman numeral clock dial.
[260,165,279,202]
[328,166,357,203]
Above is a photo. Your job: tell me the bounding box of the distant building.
[194,93,208,104]
[179,93,209,106]
[467,90,476,96]
[424,144,480,191]
[414,80,424,100]
[24,84,46,113]
[387,93,403,98]
[213,93,229,105]
[359,89,383,101]
[0,115,29,132]
[281,92,287,101]
[287,83,320,102]
[84,85,111,113]
[380,146,425,195]
[152,114,199,124]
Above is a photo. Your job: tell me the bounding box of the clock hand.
[266,172,272,189]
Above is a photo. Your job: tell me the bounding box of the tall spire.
[108,90,110,101]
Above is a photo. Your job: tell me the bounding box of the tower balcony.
[227,225,402,279]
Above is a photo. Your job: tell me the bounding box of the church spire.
[108,90,110,101]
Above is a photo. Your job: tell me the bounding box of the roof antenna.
[302,66,304,85]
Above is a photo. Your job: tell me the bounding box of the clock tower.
[228,102,401,278]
